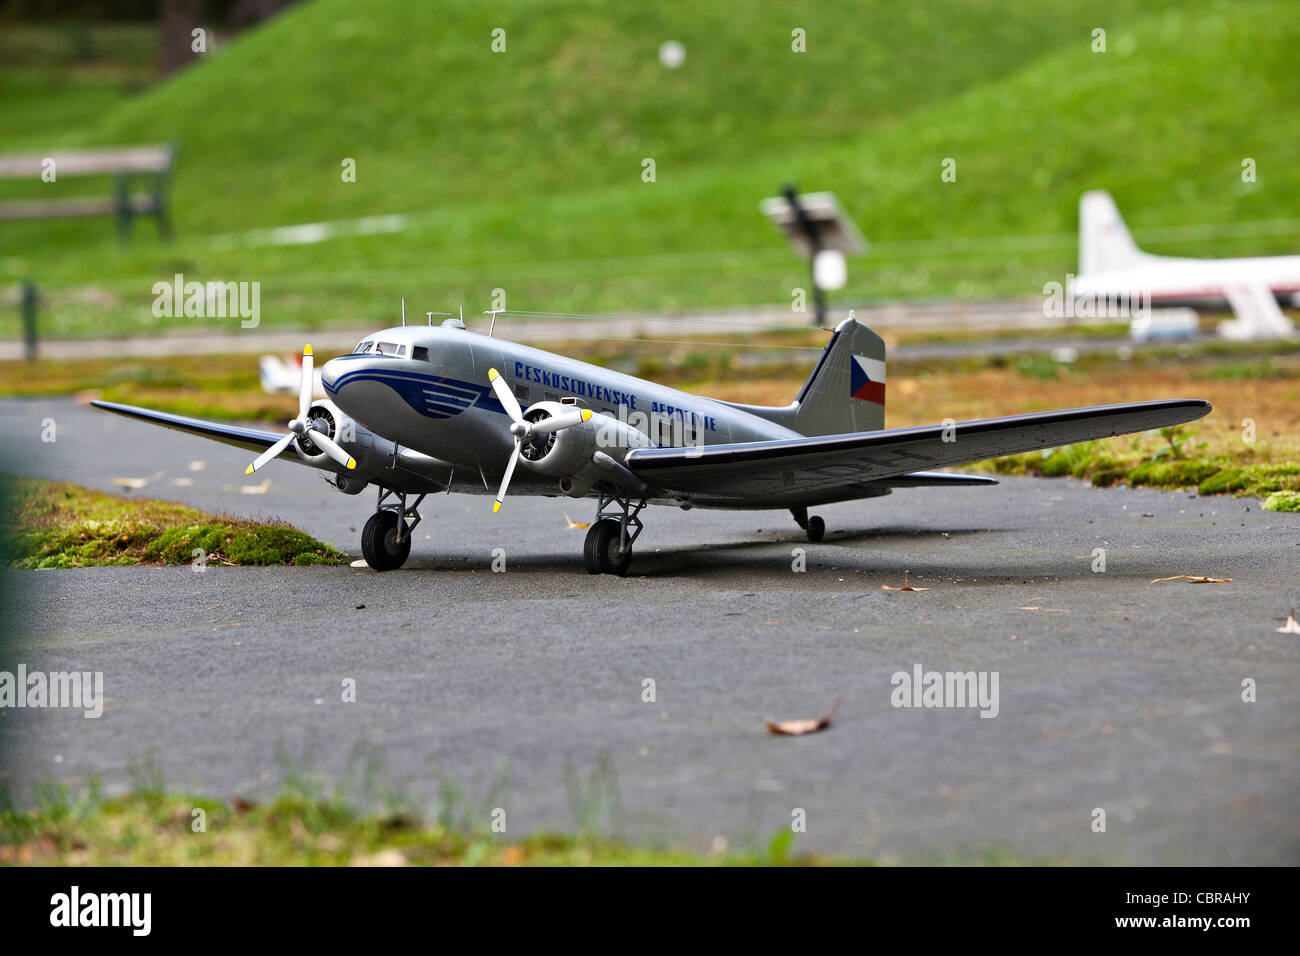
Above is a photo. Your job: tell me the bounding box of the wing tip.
[1166,398,1213,423]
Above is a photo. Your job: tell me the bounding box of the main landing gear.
[361,486,425,571]
[790,506,825,543]
[584,490,646,576]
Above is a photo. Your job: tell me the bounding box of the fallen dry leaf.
[1277,611,1300,635]
[563,509,590,530]
[765,698,840,736]
[502,845,526,866]
[1149,575,1232,584]
[111,470,164,490]
[882,571,930,592]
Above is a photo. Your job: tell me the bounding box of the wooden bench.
[0,143,180,240]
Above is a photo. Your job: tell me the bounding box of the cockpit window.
[412,346,429,362]
[376,341,406,356]
[353,341,373,353]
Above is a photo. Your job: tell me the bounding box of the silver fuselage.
[320,323,798,498]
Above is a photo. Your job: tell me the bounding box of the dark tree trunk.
[158,0,204,76]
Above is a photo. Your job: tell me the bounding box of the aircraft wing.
[1218,283,1295,340]
[91,400,303,461]
[624,400,1209,499]
[92,399,455,495]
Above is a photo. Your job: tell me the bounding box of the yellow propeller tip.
[346,458,357,470]
[245,464,255,475]
[581,409,592,422]
[492,501,502,513]
[487,368,498,381]
[303,344,313,356]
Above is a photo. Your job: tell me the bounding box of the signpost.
[760,187,866,327]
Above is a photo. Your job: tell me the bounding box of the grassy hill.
[1,0,1298,337]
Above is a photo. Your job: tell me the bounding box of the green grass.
[0,22,158,151]
[0,782,857,866]
[1,476,345,568]
[1,0,1297,337]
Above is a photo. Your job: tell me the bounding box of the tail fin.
[1079,190,1146,275]
[792,314,886,435]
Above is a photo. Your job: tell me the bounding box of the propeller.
[487,367,591,512]
[245,345,356,475]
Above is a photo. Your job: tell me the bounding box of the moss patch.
[1,477,344,568]
[1127,460,1220,489]
[1262,491,1300,513]
[979,445,1300,499]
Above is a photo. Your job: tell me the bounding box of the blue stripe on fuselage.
[325,366,507,420]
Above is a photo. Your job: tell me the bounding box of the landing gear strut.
[791,506,825,543]
[361,486,425,571]
[584,490,645,576]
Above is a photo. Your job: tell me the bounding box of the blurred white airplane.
[259,353,324,397]
[1073,190,1299,340]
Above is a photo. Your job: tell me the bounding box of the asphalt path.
[1,398,1297,863]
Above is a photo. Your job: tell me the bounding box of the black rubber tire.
[361,510,411,571]
[584,518,632,576]
[806,515,826,543]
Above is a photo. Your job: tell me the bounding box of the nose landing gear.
[584,491,645,576]
[361,486,425,571]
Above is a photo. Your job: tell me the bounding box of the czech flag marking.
[850,354,886,405]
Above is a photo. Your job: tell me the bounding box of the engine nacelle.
[295,400,454,494]
[519,401,654,497]
[292,400,380,472]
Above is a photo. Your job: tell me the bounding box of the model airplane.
[1074,190,1299,340]
[92,312,1210,574]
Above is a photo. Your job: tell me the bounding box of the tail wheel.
[584,518,632,576]
[806,515,825,543]
[361,510,412,571]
